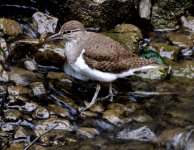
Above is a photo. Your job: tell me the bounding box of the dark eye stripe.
[65,30,72,34]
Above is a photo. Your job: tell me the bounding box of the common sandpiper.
[47,20,160,111]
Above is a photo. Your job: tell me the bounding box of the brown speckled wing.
[83,32,155,73]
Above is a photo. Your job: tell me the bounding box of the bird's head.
[46,20,86,41]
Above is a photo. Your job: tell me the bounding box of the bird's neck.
[65,32,86,64]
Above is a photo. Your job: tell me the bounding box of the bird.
[46,20,161,111]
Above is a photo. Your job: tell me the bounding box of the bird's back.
[80,32,155,73]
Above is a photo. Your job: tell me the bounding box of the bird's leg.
[80,83,101,112]
[104,83,116,102]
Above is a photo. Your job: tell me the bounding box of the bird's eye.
[65,30,72,34]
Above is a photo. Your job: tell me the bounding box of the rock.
[28,145,47,150]
[4,109,22,121]
[0,63,9,82]
[34,117,74,136]
[0,38,9,63]
[14,126,28,139]
[23,59,39,71]
[158,128,191,149]
[47,71,72,84]
[103,108,126,126]
[171,61,194,80]
[11,39,66,68]
[9,67,42,86]
[1,123,15,132]
[89,103,105,113]
[117,126,157,142]
[168,33,193,48]
[48,104,69,118]
[76,127,99,138]
[8,85,33,96]
[80,111,98,118]
[5,143,24,150]
[22,102,38,112]
[139,0,152,19]
[0,18,22,36]
[32,11,58,34]
[30,82,46,96]
[45,0,135,29]
[104,24,142,52]
[153,43,180,60]
[32,106,50,119]
[151,0,191,30]
[181,15,194,32]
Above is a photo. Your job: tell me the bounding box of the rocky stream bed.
[0,1,194,150]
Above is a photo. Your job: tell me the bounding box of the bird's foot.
[102,88,118,102]
[79,100,98,112]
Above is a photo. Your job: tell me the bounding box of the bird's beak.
[46,33,65,41]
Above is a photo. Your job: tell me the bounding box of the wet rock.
[0,63,9,82]
[23,59,39,71]
[185,130,194,150]
[103,108,126,126]
[4,109,22,121]
[38,130,77,146]
[139,0,151,20]
[32,11,58,34]
[47,71,72,84]
[11,39,66,68]
[135,67,168,80]
[28,145,47,150]
[0,18,22,36]
[32,106,50,119]
[8,85,33,97]
[181,15,194,32]
[150,0,191,30]
[14,126,28,139]
[49,94,79,115]
[46,0,135,30]
[37,42,66,67]
[30,82,46,96]
[0,85,7,95]
[1,123,15,132]
[153,43,180,60]
[5,143,25,150]
[117,126,156,142]
[89,103,105,113]
[80,111,98,118]
[0,38,9,63]
[158,127,192,149]
[168,33,193,48]
[77,127,100,138]
[105,24,142,52]
[103,102,141,126]
[165,102,194,126]
[48,104,69,118]
[171,61,194,80]
[34,117,74,136]
[9,67,42,86]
